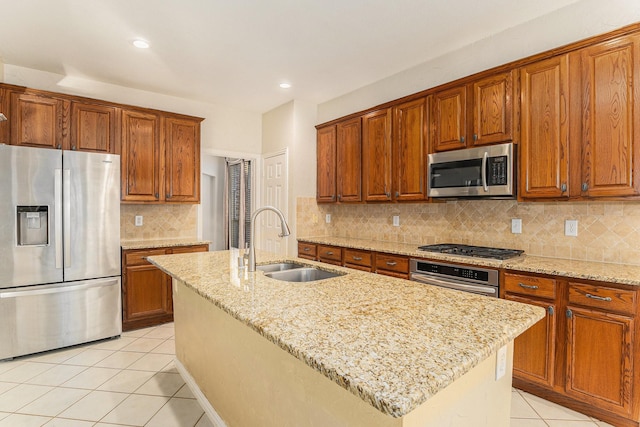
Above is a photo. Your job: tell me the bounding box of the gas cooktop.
[417,243,524,260]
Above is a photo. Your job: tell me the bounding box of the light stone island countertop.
[147,249,544,418]
[300,236,640,287]
[121,238,210,250]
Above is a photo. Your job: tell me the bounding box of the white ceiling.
[0,0,580,113]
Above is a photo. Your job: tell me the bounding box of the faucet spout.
[248,206,290,272]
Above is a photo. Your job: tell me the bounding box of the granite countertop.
[121,238,210,250]
[299,236,640,287]
[148,249,544,418]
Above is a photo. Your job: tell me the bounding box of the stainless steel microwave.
[427,142,515,198]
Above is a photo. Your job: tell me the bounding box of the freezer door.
[63,150,121,281]
[0,145,63,288]
[0,277,122,359]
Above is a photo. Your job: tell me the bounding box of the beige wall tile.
[296,197,640,266]
[120,204,198,240]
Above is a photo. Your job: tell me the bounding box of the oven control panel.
[411,259,499,286]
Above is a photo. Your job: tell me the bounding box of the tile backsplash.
[121,204,198,241]
[296,197,640,266]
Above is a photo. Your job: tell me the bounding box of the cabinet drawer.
[171,245,208,254]
[505,273,556,299]
[318,245,343,263]
[568,282,636,315]
[298,242,317,259]
[124,249,167,266]
[344,248,372,268]
[375,253,409,274]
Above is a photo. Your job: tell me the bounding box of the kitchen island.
[148,249,544,427]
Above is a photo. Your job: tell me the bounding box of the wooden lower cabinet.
[507,271,640,427]
[297,242,317,260]
[122,244,208,331]
[374,252,409,279]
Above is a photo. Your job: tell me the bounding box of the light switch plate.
[565,219,578,237]
[392,215,400,227]
[325,214,331,224]
[135,215,143,227]
[511,218,522,234]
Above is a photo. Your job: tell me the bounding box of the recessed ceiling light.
[132,39,150,49]
[279,83,291,89]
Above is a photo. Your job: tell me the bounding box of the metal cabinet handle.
[518,283,539,290]
[386,261,397,266]
[303,247,310,252]
[337,195,342,201]
[586,293,612,302]
[395,191,399,198]
[166,193,171,199]
[326,251,334,256]
[473,134,478,141]
[352,256,363,261]
[561,183,567,192]
[582,182,588,192]
[460,136,465,143]
[547,306,554,315]
[155,193,159,199]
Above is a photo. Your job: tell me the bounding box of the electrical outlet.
[496,345,508,380]
[392,215,400,227]
[565,219,578,237]
[511,218,522,234]
[135,215,143,227]
[325,214,331,224]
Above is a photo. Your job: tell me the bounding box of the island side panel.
[173,279,403,427]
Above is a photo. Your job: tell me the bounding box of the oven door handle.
[411,273,497,296]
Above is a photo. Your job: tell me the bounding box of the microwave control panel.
[488,156,508,186]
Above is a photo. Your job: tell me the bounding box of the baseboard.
[174,358,227,427]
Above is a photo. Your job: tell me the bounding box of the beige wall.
[317,0,640,123]
[297,197,640,266]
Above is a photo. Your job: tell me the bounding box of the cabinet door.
[316,125,337,203]
[393,97,427,201]
[472,71,514,146]
[336,117,362,202]
[431,86,467,152]
[164,116,201,203]
[520,56,569,199]
[124,264,171,322]
[0,88,9,144]
[70,102,118,153]
[505,294,556,389]
[121,109,161,202]
[565,306,633,416]
[577,34,640,197]
[362,109,392,202]
[10,92,69,149]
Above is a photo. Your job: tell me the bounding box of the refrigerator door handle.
[63,169,71,268]
[55,169,63,269]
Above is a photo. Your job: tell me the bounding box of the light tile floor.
[0,322,617,427]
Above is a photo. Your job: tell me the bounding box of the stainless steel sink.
[264,267,344,282]
[256,262,306,273]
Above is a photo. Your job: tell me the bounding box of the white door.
[261,151,288,256]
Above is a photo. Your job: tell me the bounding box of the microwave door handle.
[481,152,489,192]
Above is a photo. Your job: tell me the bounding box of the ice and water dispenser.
[16,206,49,246]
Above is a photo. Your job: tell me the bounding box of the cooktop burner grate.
[417,243,524,260]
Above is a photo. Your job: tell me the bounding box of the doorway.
[261,150,288,256]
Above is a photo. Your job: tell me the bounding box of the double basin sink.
[256,262,344,282]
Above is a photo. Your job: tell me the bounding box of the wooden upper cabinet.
[362,109,392,202]
[10,91,69,149]
[571,34,640,198]
[393,97,428,201]
[472,70,515,146]
[430,86,467,152]
[0,88,9,144]
[164,116,201,203]
[519,55,570,199]
[431,71,515,152]
[121,109,161,202]
[316,125,337,203]
[336,117,362,203]
[70,102,118,153]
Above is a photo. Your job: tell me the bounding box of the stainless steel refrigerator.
[0,144,121,359]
